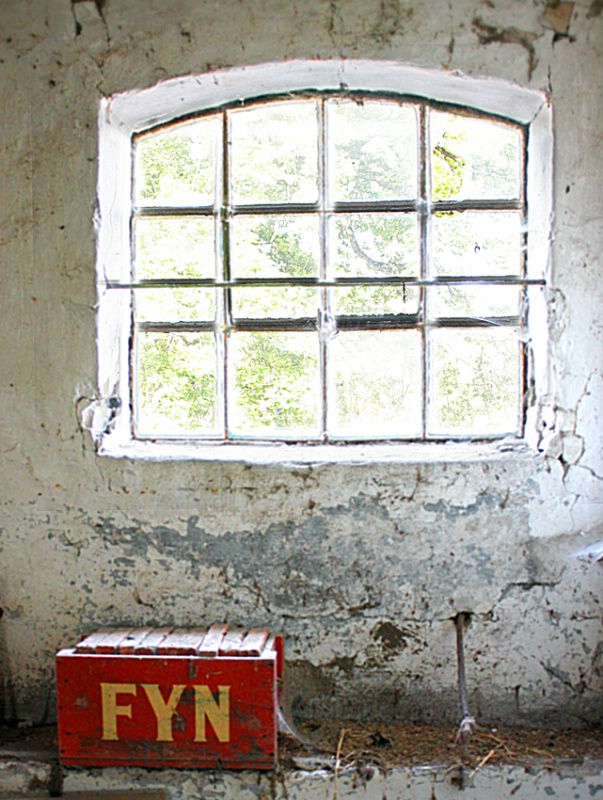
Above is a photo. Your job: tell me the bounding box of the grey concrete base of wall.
[2,757,603,800]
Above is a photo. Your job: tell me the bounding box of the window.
[96,62,552,455]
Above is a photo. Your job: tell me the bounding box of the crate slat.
[156,628,208,655]
[118,628,154,655]
[218,627,246,656]
[239,628,270,657]
[75,628,114,654]
[95,628,136,654]
[133,627,174,655]
[197,623,227,657]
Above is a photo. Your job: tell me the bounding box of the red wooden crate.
[57,626,283,770]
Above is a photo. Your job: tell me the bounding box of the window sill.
[98,436,540,466]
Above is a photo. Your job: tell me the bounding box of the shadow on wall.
[0,604,10,721]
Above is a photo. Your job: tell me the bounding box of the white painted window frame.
[95,59,552,462]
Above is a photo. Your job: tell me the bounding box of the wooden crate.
[57,625,283,770]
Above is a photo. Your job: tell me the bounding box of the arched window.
[96,61,552,455]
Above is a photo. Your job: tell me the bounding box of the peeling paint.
[71,0,109,39]
[543,2,575,36]
[423,490,505,518]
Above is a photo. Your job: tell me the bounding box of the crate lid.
[74,625,276,658]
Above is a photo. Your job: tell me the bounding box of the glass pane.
[432,211,522,276]
[229,332,319,437]
[428,328,520,436]
[330,214,419,277]
[430,112,521,201]
[134,116,218,207]
[329,331,422,437]
[134,287,215,322]
[429,285,520,318]
[232,287,318,319]
[134,217,216,280]
[136,332,218,435]
[230,101,318,204]
[328,100,417,201]
[231,215,319,278]
[333,285,419,316]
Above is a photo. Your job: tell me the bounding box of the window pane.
[134,218,216,280]
[229,332,319,437]
[231,215,319,278]
[136,332,218,435]
[329,331,422,437]
[333,285,419,316]
[428,328,520,436]
[330,212,420,315]
[328,100,418,201]
[429,285,520,318]
[232,287,318,319]
[430,112,521,201]
[230,101,318,204]
[134,116,218,207]
[330,213,419,277]
[134,287,215,322]
[432,211,522,276]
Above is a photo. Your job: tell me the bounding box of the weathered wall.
[0,0,602,728]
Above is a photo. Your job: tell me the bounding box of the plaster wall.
[0,0,602,729]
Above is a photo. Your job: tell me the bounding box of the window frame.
[96,60,552,460]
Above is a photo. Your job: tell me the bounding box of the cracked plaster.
[0,0,602,735]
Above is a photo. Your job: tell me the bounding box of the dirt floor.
[2,720,603,775]
[279,720,603,773]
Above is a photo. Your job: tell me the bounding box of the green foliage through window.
[130,95,526,441]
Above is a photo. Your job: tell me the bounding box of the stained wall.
[0,0,602,727]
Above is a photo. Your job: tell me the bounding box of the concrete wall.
[0,0,602,728]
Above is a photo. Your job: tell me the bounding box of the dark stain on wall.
[372,621,411,654]
[472,16,539,78]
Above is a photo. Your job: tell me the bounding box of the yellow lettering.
[100,683,137,741]
[194,685,230,742]
[142,684,185,742]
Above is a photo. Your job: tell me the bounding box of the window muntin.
[124,93,531,444]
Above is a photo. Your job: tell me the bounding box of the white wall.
[0,0,602,727]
